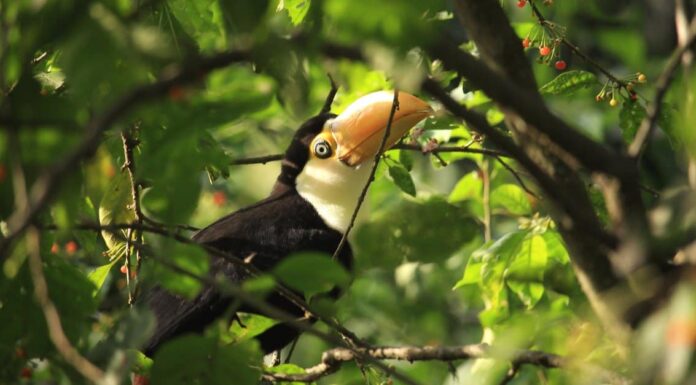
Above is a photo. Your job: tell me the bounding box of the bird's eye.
[313,140,333,159]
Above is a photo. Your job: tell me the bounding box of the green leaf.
[398,149,414,171]
[265,363,307,385]
[226,313,278,343]
[448,172,482,203]
[619,100,647,144]
[280,0,312,25]
[151,337,261,385]
[506,235,548,308]
[453,258,482,289]
[355,197,478,267]
[540,70,597,95]
[99,173,136,256]
[491,184,531,215]
[87,259,118,296]
[273,252,350,298]
[388,163,416,196]
[167,0,225,52]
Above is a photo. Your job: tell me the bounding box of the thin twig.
[494,155,539,198]
[331,90,400,262]
[393,143,509,158]
[27,228,105,384]
[628,15,696,158]
[121,128,144,304]
[229,154,284,165]
[228,145,507,167]
[528,0,628,88]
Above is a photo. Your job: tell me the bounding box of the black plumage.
[141,113,353,356]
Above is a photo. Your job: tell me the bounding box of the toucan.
[140,91,432,358]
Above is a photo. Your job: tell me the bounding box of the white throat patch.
[296,157,373,233]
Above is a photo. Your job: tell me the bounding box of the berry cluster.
[522,32,567,71]
[595,73,647,107]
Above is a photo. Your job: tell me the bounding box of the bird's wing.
[141,192,349,356]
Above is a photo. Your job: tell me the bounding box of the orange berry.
[522,38,531,48]
[50,243,60,254]
[212,191,227,207]
[120,265,128,274]
[64,241,78,255]
[539,46,551,56]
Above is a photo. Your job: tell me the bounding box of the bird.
[139,90,432,358]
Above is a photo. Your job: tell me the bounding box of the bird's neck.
[295,158,373,233]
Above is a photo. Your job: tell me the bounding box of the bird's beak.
[329,91,432,166]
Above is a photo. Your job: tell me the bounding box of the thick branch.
[428,38,632,177]
[628,14,696,158]
[261,344,621,384]
[422,79,617,249]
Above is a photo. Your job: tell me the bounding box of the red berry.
[517,0,527,7]
[554,60,567,70]
[20,367,32,379]
[212,191,227,207]
[630,92,638,101]
[65,241,78,255]
[0,163,6,182]
[120,265,128,274]
[539,46,551,56]
[522,38,531,48]
[50,243,60,254]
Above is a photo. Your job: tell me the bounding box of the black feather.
[140,113,352,356]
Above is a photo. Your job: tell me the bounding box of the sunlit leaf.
[273,252,350,297]
[540,70,597,95]
[491,184,531,215]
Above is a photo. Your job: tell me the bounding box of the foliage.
[1,0,695,385]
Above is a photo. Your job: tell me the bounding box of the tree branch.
[0,50,251,260]
[528,0,631,89]
[422,78,617,249]
[128,240,426,385]
[261,344,568,383]
[27,228,105,384]
[428,37,633,177]
[628,14,696,158]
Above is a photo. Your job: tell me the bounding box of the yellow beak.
[329,91,432,166]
